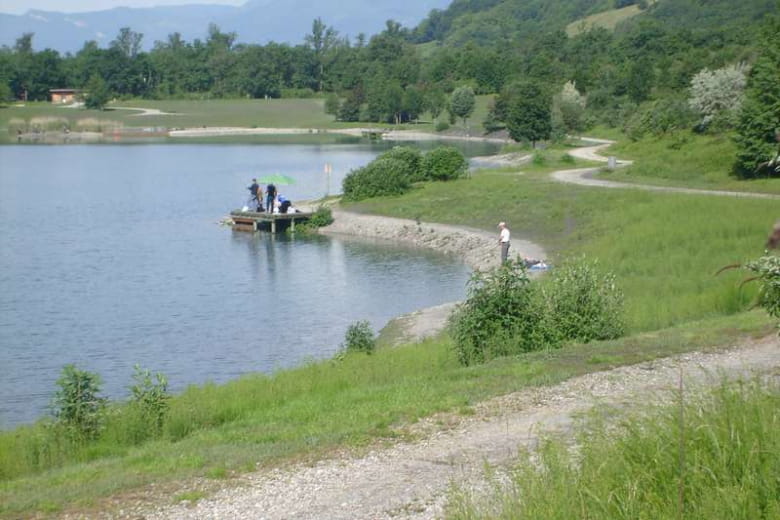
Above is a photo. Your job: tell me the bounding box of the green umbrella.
[258,173,296,185]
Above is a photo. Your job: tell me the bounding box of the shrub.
[128,364,170,434]
[435,121,450,132]
[295,205,334,234]
[377,146,424,182]
[449,261,554,365]
[744,255,780,329]
[421,146,468,181]
[541,258,625,343]
[450,257,626,365]
[689,63,747,132]
[324,93,340,116]
[341,157,411,200]
[51,364,106,440]
[341,320,375,354]
[624,98,696,140]
[281,88,315,98]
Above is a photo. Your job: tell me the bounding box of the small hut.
[49,89,81,104]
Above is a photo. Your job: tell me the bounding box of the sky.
[0,0,247,15]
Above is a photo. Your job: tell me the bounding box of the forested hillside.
[1,0,778,174]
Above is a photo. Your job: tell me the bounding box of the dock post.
[271,220,276,233]
[291,218,295,233]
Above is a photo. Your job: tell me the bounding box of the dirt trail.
[135,336,778,520]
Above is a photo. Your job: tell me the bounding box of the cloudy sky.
[0,0,247,15]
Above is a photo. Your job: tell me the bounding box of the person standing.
[265,183,277,214]
[498,221,510,263]
[247,178,260,208]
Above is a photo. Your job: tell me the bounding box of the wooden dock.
[230,209,313,233]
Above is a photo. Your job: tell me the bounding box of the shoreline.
[320,209,547,344]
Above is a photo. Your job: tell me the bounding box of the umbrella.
[258,173,296,185]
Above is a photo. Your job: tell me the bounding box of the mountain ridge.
[0,0,450,52]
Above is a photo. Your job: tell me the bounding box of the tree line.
[1,6,777,176]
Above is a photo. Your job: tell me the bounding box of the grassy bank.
[598,131,780,195]
[0,311,774,518]
[348,147,777,331]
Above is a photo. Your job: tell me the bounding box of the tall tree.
[111,27,143,59]
[734,17,780,177]
[84,74,110,110]
[450,85,476,126]
[503,81,552,146]
[304,18,340,92]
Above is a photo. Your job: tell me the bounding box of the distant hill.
[413,0,778,46]
[0,0,451,53]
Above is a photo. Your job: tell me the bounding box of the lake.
[0,140,496,428]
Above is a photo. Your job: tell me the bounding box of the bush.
[449,261,554,365]
[295,205,334,234]
[744,255,780,324]
[421,146,469,181]
[341,320,375,354]
[449,257,626,365]
[281,88,315,98]
[541,258,625,343]
[624,98,696,141]
[341,157,411,200]
[51,364,106,440]
[377,146,424,182]
[435,121,450,132]
[128,365,170,435]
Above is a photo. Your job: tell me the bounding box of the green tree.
[324,92,340,115]
[0,81,11,104]
[449,85,475,127]
[305,18,340,92]
[734,17,780,177]
[110,27,143,59]
[425,87,447,121]
[84,74,111,110]
[504,82,552,146]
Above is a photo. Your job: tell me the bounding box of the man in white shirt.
[498,221,510,263]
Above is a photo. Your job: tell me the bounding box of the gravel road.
[131,335,778,520]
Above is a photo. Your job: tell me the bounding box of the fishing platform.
[230,209,313,233]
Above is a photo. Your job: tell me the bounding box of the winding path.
[554,137,780,200]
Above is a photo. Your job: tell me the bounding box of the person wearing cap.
[498,221,510,263]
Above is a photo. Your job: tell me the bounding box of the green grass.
[0,311,774,518]
[447,376,780,519]
[347,158,777,332]
[0,96,501,143]
[565,1,657,37]
[599,131,780,194]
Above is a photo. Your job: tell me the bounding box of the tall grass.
[446,377,780,519]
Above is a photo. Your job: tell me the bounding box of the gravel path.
[136,335,778,520]
[554,138,780,200]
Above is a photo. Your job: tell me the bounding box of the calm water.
[0,142,497,429]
